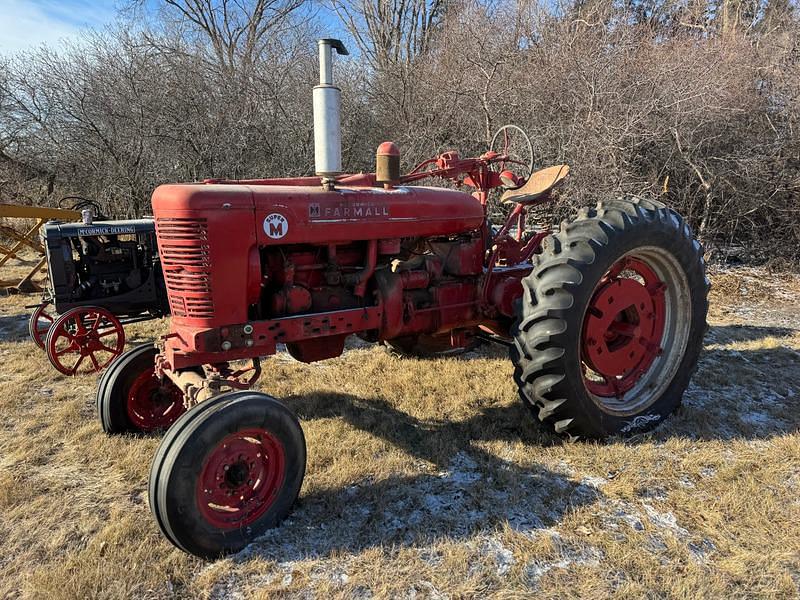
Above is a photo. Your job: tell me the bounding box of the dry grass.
[1,265,800,599]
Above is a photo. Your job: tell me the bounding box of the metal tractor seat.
[501,164,570,204]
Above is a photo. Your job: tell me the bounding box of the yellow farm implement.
[0,203,80,293]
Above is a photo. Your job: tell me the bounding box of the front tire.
[96,344,185,434]
[511,197,708,439]
[148,391,306,559]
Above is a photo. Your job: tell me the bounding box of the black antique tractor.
[30,213,169,375]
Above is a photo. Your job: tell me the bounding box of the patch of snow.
[208,579,247,600]
[524,541,602,587]
[402,581,448,600]
[642,503,689,537]
[580,475,608,489]
[599,499,644,531]
[739,410,782,428]
[438,452,482,484]
[688,539,716,563]
[699,467,716,479]
[476,536,515,576]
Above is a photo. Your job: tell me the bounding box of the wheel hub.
[582,257,666,398]
[127,370,185,431]
[197,429,285,529]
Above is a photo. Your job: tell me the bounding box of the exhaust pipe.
[313,38,349,182]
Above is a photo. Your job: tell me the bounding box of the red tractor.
[95,39,708,558]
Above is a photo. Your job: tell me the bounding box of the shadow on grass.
[0,313,31,343]
[240,323,800,560]
[659,326,800,442]
[237,392,599,562]
[706,323,795,345]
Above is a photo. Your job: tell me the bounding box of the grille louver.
[156,218,214,318]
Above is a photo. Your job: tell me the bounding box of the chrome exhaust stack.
[313,38,349,184]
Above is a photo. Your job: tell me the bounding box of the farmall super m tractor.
[95,39,708,558]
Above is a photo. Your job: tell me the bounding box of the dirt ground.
[0,264,799,599]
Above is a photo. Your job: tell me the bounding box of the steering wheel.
[489,125,534,187]
[59,196,107,220]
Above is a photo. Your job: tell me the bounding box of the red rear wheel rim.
[47,307,124,375]
[126,370,186,431]
[196,429,286,529]
[581,256,666,398]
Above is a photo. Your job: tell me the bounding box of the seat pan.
[501,164,569,204]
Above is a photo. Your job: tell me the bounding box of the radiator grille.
[156,218,213,318]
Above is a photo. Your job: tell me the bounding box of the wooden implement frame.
[0,203,81,293]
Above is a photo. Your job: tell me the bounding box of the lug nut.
[221,341,232,351]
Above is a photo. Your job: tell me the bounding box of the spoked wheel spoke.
[55,344,78,357]
[71,355,86,375]
[97,342,119,354]
[45,306,126,376]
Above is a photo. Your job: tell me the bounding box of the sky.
[0,0,119,54]
[0,0,349,56]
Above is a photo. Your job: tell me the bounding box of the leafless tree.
[135,0,308,72]
[327,0,449,68]
[0,0,798,260]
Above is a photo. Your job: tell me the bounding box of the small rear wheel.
[148,391,306,558]
[45,306,125,375]
[29,302,55,349]
[511,197,708,439]
[97,344,185,434]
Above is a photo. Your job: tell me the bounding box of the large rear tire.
[96,344,185,434]
[511,197,708,439]
[148,391,306,559]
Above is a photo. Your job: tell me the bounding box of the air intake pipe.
[313,38,349,185]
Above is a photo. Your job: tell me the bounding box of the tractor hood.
[151,183,484,245]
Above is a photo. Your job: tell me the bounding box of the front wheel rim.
[196,428,286,529]
[581,248,692,415]
[47,308,124,375]
[126,370,185,431]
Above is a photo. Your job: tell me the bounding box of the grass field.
[0,265,799,599]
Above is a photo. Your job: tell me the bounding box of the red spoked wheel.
[45,306,125,375]
[582,256,667,398]
[127,368,186,431]
[28,302,55,349]
[197,428,286,529]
